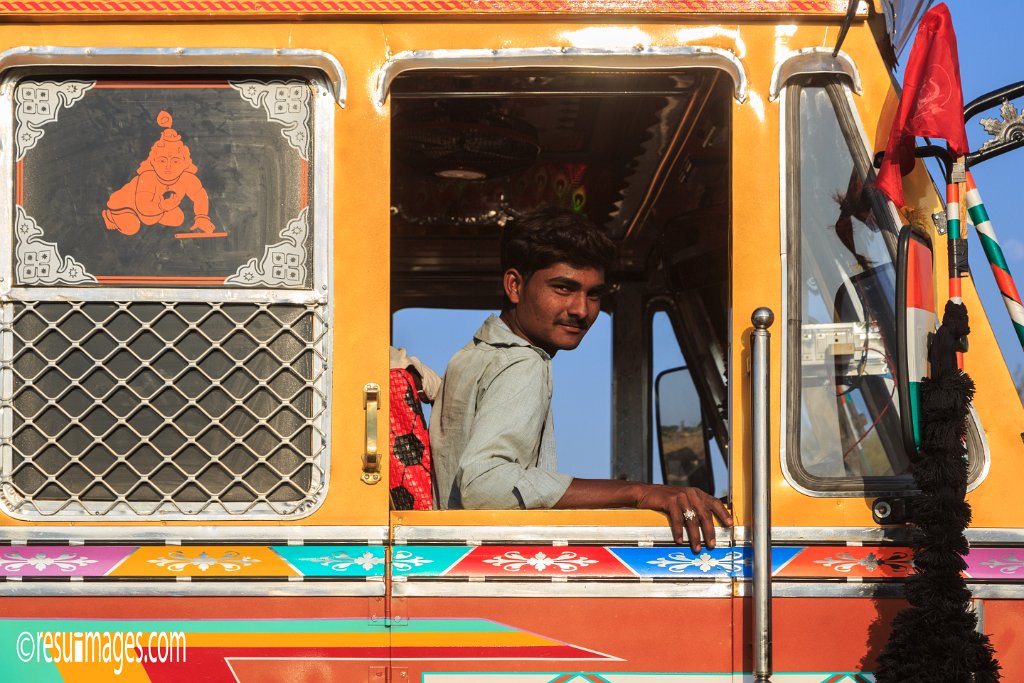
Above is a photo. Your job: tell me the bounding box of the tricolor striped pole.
[945,179,965,305]
[945,177,969,368]
[964,171,1024,350]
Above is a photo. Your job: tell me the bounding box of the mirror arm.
[872,145,953,183]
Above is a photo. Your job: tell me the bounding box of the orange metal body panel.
[400,596,733,673]
[983,600,1024,681]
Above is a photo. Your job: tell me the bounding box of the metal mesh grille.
[0,301,329,518]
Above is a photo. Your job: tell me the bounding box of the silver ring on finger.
[682,509,698,522]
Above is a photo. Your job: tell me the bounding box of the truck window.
[783,75,984,494]
[1,72,332,518]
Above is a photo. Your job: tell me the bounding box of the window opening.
[651,311,727,496]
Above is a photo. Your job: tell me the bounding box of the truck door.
[384,37,743,680]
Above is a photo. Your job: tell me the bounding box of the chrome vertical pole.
[750,307,774,682]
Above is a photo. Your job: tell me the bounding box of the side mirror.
[895,225,937,456]
[655,366,713,492]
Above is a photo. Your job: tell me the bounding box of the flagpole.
[945,164,967,369]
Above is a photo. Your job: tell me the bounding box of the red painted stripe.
[94,81,231,88]
[95,276,227,284]
[142,640,610,683]
[143,646,387,683]
[992,265,1023,305]
[906,237,935,311]
[0,0,850,14]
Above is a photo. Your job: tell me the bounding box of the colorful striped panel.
[446,546,635,577]
[3,544,1024,581]
[0,617,616,682]
[0,545,389,579]
[109,546,298,577]
[271,545,386,577]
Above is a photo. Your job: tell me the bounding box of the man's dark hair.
[500,207,616,281]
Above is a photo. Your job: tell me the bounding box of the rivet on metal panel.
[369,597,385,623]
[392,597,408,627]
[394,668,409,680]
[368,666,386,681]
[932,211,948,235]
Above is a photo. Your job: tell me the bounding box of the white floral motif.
[297,550,384,572]
[392,550,433,572]
[979,554,1024,575]
[225,207,309,288]
[230,80,311,160]
[15,206,97,285]
[482,550,598,573]
[146,550,260,573]
[0,551,98,573]
[813,551,913,574]
[646,550,746,574]
[15,80,95,160]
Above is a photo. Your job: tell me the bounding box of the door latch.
[362,382,381,485]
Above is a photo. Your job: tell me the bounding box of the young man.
[429,208,732,552]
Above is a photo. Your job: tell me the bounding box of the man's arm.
[555,478,733,553]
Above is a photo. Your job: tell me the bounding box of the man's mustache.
[556,317,590,330]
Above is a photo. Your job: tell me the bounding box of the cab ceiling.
[390,68,727,310]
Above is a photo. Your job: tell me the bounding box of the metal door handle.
[361,383,381,485]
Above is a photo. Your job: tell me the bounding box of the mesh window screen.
[2,301,329,517]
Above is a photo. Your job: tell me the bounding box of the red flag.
[875,3,968,207]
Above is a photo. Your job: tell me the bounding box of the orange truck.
[0,1,1020,681]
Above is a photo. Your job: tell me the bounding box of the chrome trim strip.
[967,585,1024,600]
[749,582,1024,600]
[752,582,905,598]
[375,46,748,107]
[0,47,346,107]
[769,48,861,102]
[733,526,1024,544]
[393,580,733,599]
[963,404,992,493]
[0,526,389,543]
[0,579,383,597]
[392,524,733,545]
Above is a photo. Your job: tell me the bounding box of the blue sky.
[941,1,1024,378]
[393,2,1024,484]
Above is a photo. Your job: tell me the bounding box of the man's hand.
[555,479,733,552]
[635,484,733,553]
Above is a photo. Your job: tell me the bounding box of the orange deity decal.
[103,111,225,239]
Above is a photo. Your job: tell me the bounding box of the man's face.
[504,262,606,356]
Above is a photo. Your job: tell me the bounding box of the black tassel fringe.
[875,302,1000,682]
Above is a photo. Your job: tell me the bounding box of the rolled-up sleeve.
[456,354,573,509]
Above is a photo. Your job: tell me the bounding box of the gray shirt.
[430,314,573,510]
